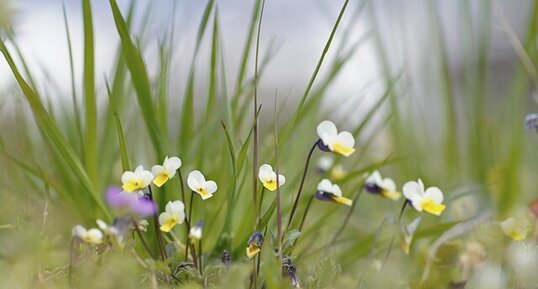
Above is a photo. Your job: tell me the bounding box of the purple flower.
[105,186,156,217]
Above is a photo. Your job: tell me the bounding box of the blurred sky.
[0,0,534,124]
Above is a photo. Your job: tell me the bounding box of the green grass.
[1,0,538,288]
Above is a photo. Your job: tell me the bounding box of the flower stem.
[257,187,266,230]
[131,217,156,260]
[177,169,192,262]
[148,186,167,260]
[198,239,203,275]
[328,188,365,247]
[286,140,318,231]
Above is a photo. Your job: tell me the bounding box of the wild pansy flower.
[158,200,186,233]
[400,217,421,254]
[402,179,446,216]
[105,186,155,217]
[121,165,154,192]
[365,170,402,201]
[151,156,182,187]
[187,170,217,200]
[501,217,528,241]
[330,164,347,181]
[221,249,232,266]
[282,256,300,288]
[317,156,334,173]
[246,231,264,259]
[72,225,103,245]
[525,113,538,132]
[316,120,355,157]
[96,217,131,247]
[315,179,353,206]
[189,220,204,240]
[258,164,286,191]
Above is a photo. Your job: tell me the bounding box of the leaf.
[282,229,301,250]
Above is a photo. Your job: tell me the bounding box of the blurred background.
[1,0,538,288]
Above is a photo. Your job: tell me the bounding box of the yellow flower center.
[160,216,178,233]
[123,179,142,192]
[153,173,170,187]
[420,198,446,216]
[246,244,261,259]
[262,179,277,191]
[332,142,355,157]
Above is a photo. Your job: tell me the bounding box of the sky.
[0,0,533,126]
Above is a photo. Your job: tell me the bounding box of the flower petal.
[317,120,337,145]
[317,179,334,193]
[424,187,444,204]
[187,170,205,191]
[258,164,274,182]
[205,181,218,194]
[165,156,182,171]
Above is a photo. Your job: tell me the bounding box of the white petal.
[317,179,334,192]
[418,179,425,193]
[151,165,166,176]
[258,164,274,181]
[159,212,170,225]
[381,178,396,192]
[403,180,423,206]
[134,165,144,173]
[140,170,155,186]
[424,187,444,203]
[165,156,182,171]
[278,174,286,186]
[177,210,186,224]
[187,170,205,191]
[121,171,136,185]
[317,120,338,145]
[367,170,383,185]
[331,183,343,197]
[72,225,86,237]
[335,131,355,148]
[205,181,218,194]
[170,200,185,214]
[96,219,108,231]
[87,228,103,243]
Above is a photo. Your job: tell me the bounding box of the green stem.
[198,239,203,275]
[177,169,191,262]
[328,188,365,247]
[286,140,318,231]
[148,186,167,260]
[131,217,156,259]
[257,187,266,229]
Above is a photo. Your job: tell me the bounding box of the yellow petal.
[153,174,169,187]
[197,189,213,200]
[381,190,402,201]
[507,230,527,241]
[246,245,261,259]
[122,182,139,192]
[421,199,446,216]
[160,220,177,233]
[332,196,353,206]
[332,143,355,157]
[262,180,277,191]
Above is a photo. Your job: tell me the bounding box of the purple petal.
[105,186,128,207]
[128,195,156,217]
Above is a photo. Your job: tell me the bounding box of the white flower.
[151,156,182,187]
[189,221,204,240]
[317,156,334,172]
[316,179,352,206]
[400,217,421,254]
[258,164,286,191]
[72,225,103,245]
[159,201,186,232]
[121,165,154,192]
[187,170,217,200]
[365,170,401,201]
[316,120,355,157]
[402,179,446,216]
[501,217,528,241]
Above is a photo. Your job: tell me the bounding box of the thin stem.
[188,192,195,226]
[177,169,191,262]
[328,188,365,247]
[286,140,318,231]
[131,217,156,259]
[298,195,316,233]
[398,200,409,221]
[274,94,283,263]
[148,186,167,260]
[198,239,203,275]
[190,242,199,271]
[257,187,266,229]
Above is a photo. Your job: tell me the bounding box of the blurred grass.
[0,0,538,288]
